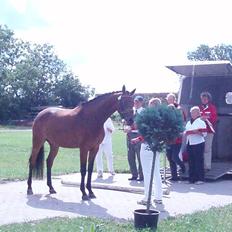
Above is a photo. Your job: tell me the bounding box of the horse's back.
[32,106,97,148]
[34,107,80,123]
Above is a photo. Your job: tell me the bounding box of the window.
[225,92,232,104]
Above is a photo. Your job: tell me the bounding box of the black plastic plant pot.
[134,209,160,230]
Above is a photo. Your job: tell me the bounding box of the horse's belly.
[47,132,81,148]
[56,138,80,148]
[59,143,79,149]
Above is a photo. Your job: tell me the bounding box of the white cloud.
[9,0,28,13]
[8,0,232,93]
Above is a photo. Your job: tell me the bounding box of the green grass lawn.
[0,129,131,180]
[1,128,232,231]
[1,204,232,232]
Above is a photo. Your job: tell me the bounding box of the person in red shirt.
[199,92,217,171]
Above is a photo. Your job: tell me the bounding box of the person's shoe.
[195,181,204,185]
[169,177,179,182]
[97,171,103,178]
[137,177,144,181]
[128,176,137,181]
[137,199,151,206]
[110,171,115,176]
[188,181,195,184]
[154,199,163,204]
[181,166,186,174]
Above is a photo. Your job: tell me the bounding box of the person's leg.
[187,144,195,183]
[139,143,152,201]
[104,141,114,173]
[127,136,138,179]
[195,142,205,182]
[172,143,186,173]
[192,145,198,182]
[135,142,143,180]
[166,145,178,180]
[153,152,163,201]
[204,133,214,170]
[95,144,103,177]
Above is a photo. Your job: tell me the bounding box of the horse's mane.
[81,90,122,106]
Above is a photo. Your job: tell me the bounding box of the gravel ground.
[0,173,232,225]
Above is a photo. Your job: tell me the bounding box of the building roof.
[166,60,232,77]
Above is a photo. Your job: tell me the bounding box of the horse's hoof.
[49,189,57,194]
[82,195,90,201]
[27,189,33,195]
[89,193,96,199]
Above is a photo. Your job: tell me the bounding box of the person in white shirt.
[96,117,115,178]
[185,106,207,184]
[132,97,163,205]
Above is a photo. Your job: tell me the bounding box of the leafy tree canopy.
[135,105,184,152]
[187,44,232,62]
[0,25,94,121]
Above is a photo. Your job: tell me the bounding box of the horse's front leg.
[47,145,59,194]
[86,147,98,199]
[80,149,89,200]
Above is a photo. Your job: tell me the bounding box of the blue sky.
[1,0,232,93]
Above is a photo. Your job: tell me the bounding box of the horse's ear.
[122,85,126,93]
[130,88,136,95]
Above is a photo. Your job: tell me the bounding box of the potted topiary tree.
[134,104,184,230]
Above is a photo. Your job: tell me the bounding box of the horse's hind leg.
[27,162,34,195]
[80,148,89,200]
[86,147,98,199]
[46,144,59,194]
[27,140,45,195]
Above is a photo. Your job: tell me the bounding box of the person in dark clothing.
[124,95,144,181]
[165,93,186,181]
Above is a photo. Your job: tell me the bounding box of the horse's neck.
[83,93,119,124]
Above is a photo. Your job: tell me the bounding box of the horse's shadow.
[26,194,118,220]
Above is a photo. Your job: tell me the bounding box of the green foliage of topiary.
[135,104,184,152]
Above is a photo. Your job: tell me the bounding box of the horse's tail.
[30,145,45,180]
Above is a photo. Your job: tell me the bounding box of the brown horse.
[27,85,135,200]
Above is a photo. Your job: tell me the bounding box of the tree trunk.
[146,150,156,213]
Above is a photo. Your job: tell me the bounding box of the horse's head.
[118,85,136,126]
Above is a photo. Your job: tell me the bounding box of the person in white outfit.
[132,97,163,205]
[185,106,207,184]
[96,117,115,178]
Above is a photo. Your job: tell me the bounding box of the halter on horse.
[27,85,135,200]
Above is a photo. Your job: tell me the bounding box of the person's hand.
[121,119,126,125]
[201,115,209,121]
[186,129,199,135]
[133,123,138,129]
[131,137,140,144]
[107,128,113,133]
[123,125,131,133]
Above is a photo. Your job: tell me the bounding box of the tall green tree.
[0,25,94,121]
[187,44,232,62]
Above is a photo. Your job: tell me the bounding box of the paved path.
[0,173,232,225]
